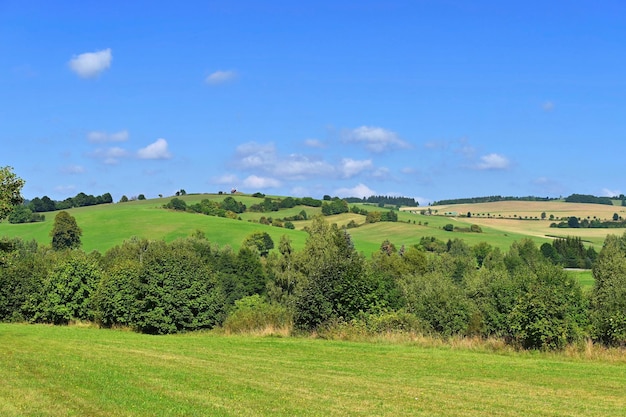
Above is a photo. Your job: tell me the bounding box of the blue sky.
[2,1,625,204]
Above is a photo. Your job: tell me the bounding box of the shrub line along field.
[1,324,625,417]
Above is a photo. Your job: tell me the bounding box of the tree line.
[344,195,419,207]
[433,194,626,207]
[564,194,618,205]
[163,196,400,226]
[27,192,114,212]
[1,213,625,350]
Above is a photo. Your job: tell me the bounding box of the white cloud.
[236,142,277,169]
[90,147,130,165]
[137,138,172,160]
[274,155,333,179]
[60,165,85,175]
[335,183,376,199]
[344,126,409,152]
[68,48,112,78]
[340,158,372,178]
[476,153,510,170]
[213,174,240,185]
[235,142,333,179]
[242,175,281,189]
[371,167,392,180]
[205,70,237,85]
[602,188,621,197]
[304,138,325,148]
[87,130,129,143]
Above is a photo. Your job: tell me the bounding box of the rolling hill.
[1,194,624,255]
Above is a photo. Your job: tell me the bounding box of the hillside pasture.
[410,201,626,248]
[2,196,621,255]
[1,324,625,417]
[422,200,626,221]
[0,197,307,253]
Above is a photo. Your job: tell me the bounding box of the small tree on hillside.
[51,211,82,250]
[242,231,274,257]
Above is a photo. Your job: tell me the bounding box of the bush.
[34,252,102,324]
[443,224,454,232]
[508,264,587,350]
[223,295,291,334]
[93,260,141,328]
[165,198,186,211]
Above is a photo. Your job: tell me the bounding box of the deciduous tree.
[50,211,82,250]
[0,166,25,220]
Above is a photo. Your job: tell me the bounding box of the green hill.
[0,193,606,255]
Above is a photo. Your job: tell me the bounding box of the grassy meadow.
[410,200,626,249]
[0,194,584,255]
[0,196,307,254]
[1,323,625,417]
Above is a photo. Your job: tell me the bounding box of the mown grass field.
[1,324,625,417]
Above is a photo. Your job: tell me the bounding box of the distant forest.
[433,194,626,206]
[432,196,557,206]
[345,195,419,207]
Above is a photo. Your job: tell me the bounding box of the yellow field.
[402,201,626,248]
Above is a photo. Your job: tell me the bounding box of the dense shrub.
[223,295,291,333]
[134,240,225,334]
[33,252,102,324]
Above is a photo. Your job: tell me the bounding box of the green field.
[1,324,625,417]
[0,195,564,255]
[566,269,595,291]
[0,196,307,254]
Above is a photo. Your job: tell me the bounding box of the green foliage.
[400,271,473,336]
[321,198,349,215]
[223,294,291,333]
[415,236,447,253]
[242,231,274,257]
[365,209,398,223]
[50,211,82,250]
[165,197,187,211]
[443,223,454,232]
[365,211,382,223]
[508,263,587,350]
[296,197,319,207]
[565,193,614,205]
[220,196,246,213]
[0,166,25,220]
[266,236,305,312]
[34,252,102,324]
[0,238,50,322]
[294,217,372,330]
[93,260,141,328]
[567,216,580,228]
[134,239,225,334]
[590,233,626,346]
[7,205,44,223]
